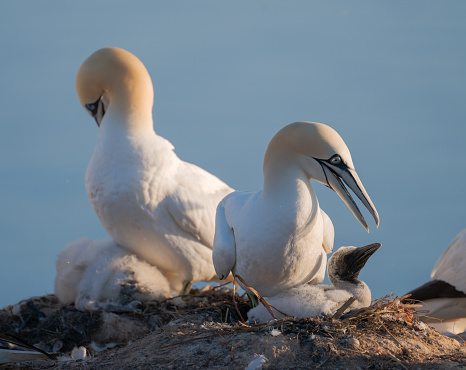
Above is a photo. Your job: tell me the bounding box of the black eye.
[330,155,341,165]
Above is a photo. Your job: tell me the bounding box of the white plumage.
[406,229,466,334]
[55,238,175,311]
[431,229,466,293]
[75,47,233,290]
[248,244,380,323]
[213,122,379,297]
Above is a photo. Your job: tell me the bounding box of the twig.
[387,353,408,370]
[332,297,356,319]
[377,315,408,353]
[212,281,234,291]
[398,294,411,301]
[238,320,253,328]
[232,276,246,322]
[158,327,259,349]
[235,275,289,319]
[158,332,226,349]
[316,357,329,368]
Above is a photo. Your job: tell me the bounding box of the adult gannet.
[248,243,381,322]
[55,238,178,311]
[405,229,466,334]
[213,121,379,297]
[76,48,233,292]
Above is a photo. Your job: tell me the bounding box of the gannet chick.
[213,122,379,297]
[248,243,381,323]
[75,48,233,292]
[55,238,177,311]
[405,229,466,334]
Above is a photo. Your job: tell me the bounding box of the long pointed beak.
[343,243,381,280]
[85,96,105,127]
[321,164,379,232]
[93,116,101,127]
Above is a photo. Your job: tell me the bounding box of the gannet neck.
[336,280,371,307]
[262,153,311,196]
[76,47,154,131]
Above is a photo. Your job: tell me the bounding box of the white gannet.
[405,229,466,334]
[248,243,381,323]
[213,121,379,298]
[75,48,233,292]
[55,238,177,311]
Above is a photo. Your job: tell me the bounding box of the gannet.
[405,229,466,334]
[248,243,381,322]
[75,48,233,292]
[55,238,178,311]
[213,121,379,298]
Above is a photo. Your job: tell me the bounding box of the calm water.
[1,1,465,307]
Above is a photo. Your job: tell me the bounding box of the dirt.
[1,285,466,369]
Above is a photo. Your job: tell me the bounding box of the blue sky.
[1,1,465,307]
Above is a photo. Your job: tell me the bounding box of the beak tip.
[374,214,380,228]
[361,221,369,233]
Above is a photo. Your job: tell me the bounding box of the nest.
[1,286,465,369]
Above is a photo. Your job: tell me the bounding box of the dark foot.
[247,292,259,307]
[180,280,192,296]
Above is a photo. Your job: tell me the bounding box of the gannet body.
[405,229,466,333]
[213,122,379,297]
[76,48,233,288]
[248,243,380,322]
[55,238,178,311]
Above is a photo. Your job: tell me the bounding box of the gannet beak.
[85,96,105,127]
[342,243,381,281]
[318,160,379,232]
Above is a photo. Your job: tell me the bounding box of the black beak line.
[317,159,366,222]
[317,161,332,189]
[331,167,362,212]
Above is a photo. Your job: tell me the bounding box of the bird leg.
[247,293,259,308]
[180,280,192,296]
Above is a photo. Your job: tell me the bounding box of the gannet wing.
[212,203,236,280]
[320,209,334,254]
[166,161,233,249]
[0,349,49,364]
[431,229,466,294]
[405,279,466,303]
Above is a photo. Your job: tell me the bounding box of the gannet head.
[264,121,379,232]
[75,47,154,127]
[328,243,381,285]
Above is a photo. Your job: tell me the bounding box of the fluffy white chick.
[248,243,380,323]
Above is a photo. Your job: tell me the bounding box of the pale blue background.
[1,1,465,308]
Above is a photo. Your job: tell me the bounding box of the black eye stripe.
[313,154,347,171]
[323,154,348,170]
